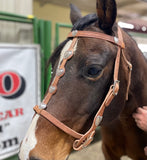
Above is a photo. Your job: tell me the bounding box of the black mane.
[72,13,98,31]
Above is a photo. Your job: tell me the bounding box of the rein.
[34,27,132,150]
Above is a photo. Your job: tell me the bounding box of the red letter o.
[0,72,21,96]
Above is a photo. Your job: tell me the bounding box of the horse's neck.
[131,51,147,102]
[123,38,147,115]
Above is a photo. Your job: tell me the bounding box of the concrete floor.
[69,141,132,160]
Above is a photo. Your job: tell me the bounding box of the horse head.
[19,0,134,159]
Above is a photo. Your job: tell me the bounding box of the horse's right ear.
[70,4,82,25]
[96,0,117,33]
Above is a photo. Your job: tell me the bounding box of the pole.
[44,21,52,92]
[39,20,45,99]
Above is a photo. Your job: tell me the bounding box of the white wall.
[0,0,33,44]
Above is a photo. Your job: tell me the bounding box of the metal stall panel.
[55,23,72,48]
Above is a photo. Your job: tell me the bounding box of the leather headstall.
[34,27,132,150]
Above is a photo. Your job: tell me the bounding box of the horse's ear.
[70,4,82,25]
[96,0,117,32]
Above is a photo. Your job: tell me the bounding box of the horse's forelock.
[47,13,98,69]
[72,13,98,31]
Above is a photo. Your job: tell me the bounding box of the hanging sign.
[0,44,41,159]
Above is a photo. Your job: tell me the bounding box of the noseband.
[34,27,132,150]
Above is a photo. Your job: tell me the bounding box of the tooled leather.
[68,30,125,48]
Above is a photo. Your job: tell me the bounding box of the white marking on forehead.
[19,40,78,160]
[57,39,78,68]
[19,114,39,160]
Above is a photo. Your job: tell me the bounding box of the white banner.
[0,44,41,159]
[138,44,147,58]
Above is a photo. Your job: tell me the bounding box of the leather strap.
[34,27,131,151]
[42,38,78,105]
[34,105,82,139]
[68,30,125,49]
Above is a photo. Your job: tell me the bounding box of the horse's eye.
[84,65,102,79]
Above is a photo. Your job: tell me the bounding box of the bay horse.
[19,0,147,160]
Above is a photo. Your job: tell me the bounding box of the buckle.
[82,135,94,149]
[112,80,120,96]
[73,131,95,150]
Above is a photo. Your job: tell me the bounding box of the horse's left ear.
[96,0,117,33]
[70,4,82,25]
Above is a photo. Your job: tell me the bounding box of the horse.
[19,0,147,159]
